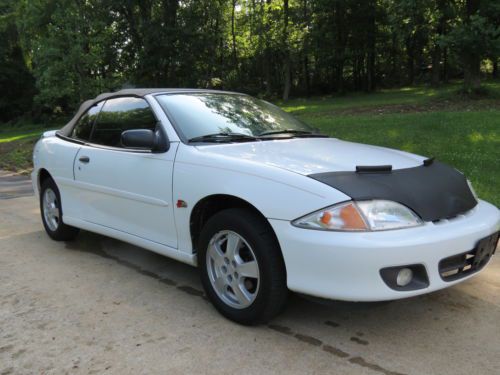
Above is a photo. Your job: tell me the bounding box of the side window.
[90,97,157,147]
[71,102,103,141]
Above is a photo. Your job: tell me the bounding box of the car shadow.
[0,224,492,375]
[64,230,496,324]
[58,230,500,374]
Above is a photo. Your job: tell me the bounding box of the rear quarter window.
[71,102,103,141]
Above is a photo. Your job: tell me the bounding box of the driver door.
[73,97,178,248]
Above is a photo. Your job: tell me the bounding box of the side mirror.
[121,128,169,152]
[121,129,155,149]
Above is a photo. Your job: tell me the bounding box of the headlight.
[292,200,423,231]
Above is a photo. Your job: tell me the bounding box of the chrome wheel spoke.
[44,191,51,206]
[214,276,226,292]
[237,260,259,278]
[213,240,225,258]
[43,188,59,232]
[225,232,241,260]
[206,230,260,309]
[209,254,223,269]
[209,243,224,268]
[232,282,252,304]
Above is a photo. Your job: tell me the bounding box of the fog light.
[380,264,429,291]
[396,268,413,286]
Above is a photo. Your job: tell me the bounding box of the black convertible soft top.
[57,88,238,137]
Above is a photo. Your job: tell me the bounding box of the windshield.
[156,93,316,141]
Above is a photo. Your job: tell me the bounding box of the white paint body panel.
[172,142,351,253]
[270,200,499,300]
[194,137,425,175]
[70,144,179,248]
[32,93,500,301]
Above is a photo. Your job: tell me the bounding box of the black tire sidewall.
[198,208,287,325]
[40,178,78,241]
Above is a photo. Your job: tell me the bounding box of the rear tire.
[198,208,288,325]
[40,178,79,241]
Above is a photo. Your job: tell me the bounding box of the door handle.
[79,156,90,163]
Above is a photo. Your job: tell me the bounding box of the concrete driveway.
[0,170,33,199]
[1,175,499,375]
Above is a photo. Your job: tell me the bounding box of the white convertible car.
[32,89,499,324]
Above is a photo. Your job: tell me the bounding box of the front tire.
[40,178,79,241]
[198,208,288,325]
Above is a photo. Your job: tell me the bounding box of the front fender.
[173,144,349,254]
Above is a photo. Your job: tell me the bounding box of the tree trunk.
[231,0,238,68]
[264,0,273,96]
[431,46,441,86]
[333,1,347,92]
[431,4,446,87]
[303,55,310,96]
[463,0,481,92]
[366,0,376,92]
[336,60,345,93]
[282,0,291,100]
[391,31,398,83]
[443,47,449,83]
[283,58,291,100]
[406,37,414,85]
[432,0,449,87]
[302,0,310,96]
[464,54,481,91]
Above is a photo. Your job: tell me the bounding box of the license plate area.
[439,231,499,282]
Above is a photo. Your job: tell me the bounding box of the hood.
[195,138,425,175]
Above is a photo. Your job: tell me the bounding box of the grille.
[439,232,499,281]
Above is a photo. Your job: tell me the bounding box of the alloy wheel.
[43,188,60,231]
[206,230,260,309]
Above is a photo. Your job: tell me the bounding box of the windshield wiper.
[188,132,259,143]
[258,129,328,138]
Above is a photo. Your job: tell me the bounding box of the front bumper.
[269,199,500,301]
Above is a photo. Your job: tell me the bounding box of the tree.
[17,0,124,111]
[282,0,291,100]
[444,0,500,92]
[0,0,35,121]
[2,0,500,122]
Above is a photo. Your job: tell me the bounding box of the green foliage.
[1,0,500,121]
[443,0,500,57]
[17,0,126,112]
[0,0,36,122]
[439,0,500,92]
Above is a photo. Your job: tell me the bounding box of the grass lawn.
[280,82,500,207]
[0,124,48,173]
[301,110,499,206]
[0,81,498,206]
[278,81,500,115]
